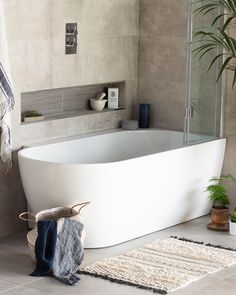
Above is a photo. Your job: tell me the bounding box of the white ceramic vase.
[229,221,236,235]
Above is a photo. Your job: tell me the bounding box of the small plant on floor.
[206,176,231,209]
[206,174,236,231]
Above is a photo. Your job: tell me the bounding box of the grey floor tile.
[0,265,43,286]
[0,280,20,293]
[1,216,236,294]
[172,276,216,295]
[25,275,149,295]
[210,264,236,280]
[0,285,51,295]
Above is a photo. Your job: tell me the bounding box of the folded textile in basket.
[31,218,84,286]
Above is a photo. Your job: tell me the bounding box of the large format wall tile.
[138,0,187,131]
[1,0,139,237]
[0,153,26,237]
[21,89,63,115]
[138,79,185,130]
[139,0,187,38]
[138,35,187,84]
[222,52,236,205]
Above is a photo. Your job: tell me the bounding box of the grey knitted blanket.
[53,218,84,285]
[31,218,84,286]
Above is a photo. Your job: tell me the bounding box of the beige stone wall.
[222,62,236,205]
[137,0,187,130]
[0,153,26,237]
[4,0,139,148]
[220,22,236,205]
[0,0,139,237]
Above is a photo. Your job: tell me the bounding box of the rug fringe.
[79,271,167,294]
[170,236,236,252]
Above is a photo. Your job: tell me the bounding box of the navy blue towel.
[30,220,57,277]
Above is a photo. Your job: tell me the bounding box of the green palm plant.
[194,0,236,31]
[193,0,236,86]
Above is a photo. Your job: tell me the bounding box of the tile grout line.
[0,278,45,294]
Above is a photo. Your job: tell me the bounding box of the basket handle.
[71,202,90,215]
[19,212,36,223]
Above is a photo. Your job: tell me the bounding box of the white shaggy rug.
[80,237,236,294]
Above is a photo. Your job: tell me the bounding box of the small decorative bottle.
[139,103,150,128]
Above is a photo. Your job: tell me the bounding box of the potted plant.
[206,174,233,231]
[229,207,236,235]
[193,0,236,86]
[23,110,44,122]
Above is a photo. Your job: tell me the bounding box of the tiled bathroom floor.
[1,216,236,294]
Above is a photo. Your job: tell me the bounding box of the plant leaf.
[216,56,233,82]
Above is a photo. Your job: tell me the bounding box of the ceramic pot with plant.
[23,110,44,122]
[206,175,232,231]
[229,207,236,235]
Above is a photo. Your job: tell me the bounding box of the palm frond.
[193,0,236,32]
[193,0,236,87]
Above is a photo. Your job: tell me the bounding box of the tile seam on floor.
[0,278,45,294]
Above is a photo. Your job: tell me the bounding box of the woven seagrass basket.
[19,202,90,262]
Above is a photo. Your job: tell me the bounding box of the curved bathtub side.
[18,138,226,248]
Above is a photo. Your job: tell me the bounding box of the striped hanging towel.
[0,0,15,172]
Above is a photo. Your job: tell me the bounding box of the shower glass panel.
[185,0,223,145]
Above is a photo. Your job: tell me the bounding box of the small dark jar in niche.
[139,103,150,128]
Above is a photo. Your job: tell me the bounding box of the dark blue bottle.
[139,103,150,128]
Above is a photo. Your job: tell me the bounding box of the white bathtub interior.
[19,129,218,164]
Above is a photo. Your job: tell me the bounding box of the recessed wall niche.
[21,81,126,123]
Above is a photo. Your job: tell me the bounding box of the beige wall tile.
[125,80,138,119]
[138,0,187,130]
[0,153,26,237]
[139,0,187,38]
[4,0,53,42]
[138,35,187,84]
[220,24,236,204]
[222,136,236,205]
[1,0,139,237]
[138,79,185,130]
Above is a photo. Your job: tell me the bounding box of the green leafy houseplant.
[206,174,236,230]
[206,175,231,209]
[193,0,236,86]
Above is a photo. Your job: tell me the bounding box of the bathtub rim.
[21,128,221,149]
[18,128,226,166]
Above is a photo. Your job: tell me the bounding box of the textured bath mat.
[80,237,236,294]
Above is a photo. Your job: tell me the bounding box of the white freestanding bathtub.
[18,129,226,248]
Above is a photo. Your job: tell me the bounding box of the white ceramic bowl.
[90,99,107,111]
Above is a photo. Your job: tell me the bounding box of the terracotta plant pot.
[211,207,229,226]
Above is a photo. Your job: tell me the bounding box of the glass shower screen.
[184,0,223,145]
